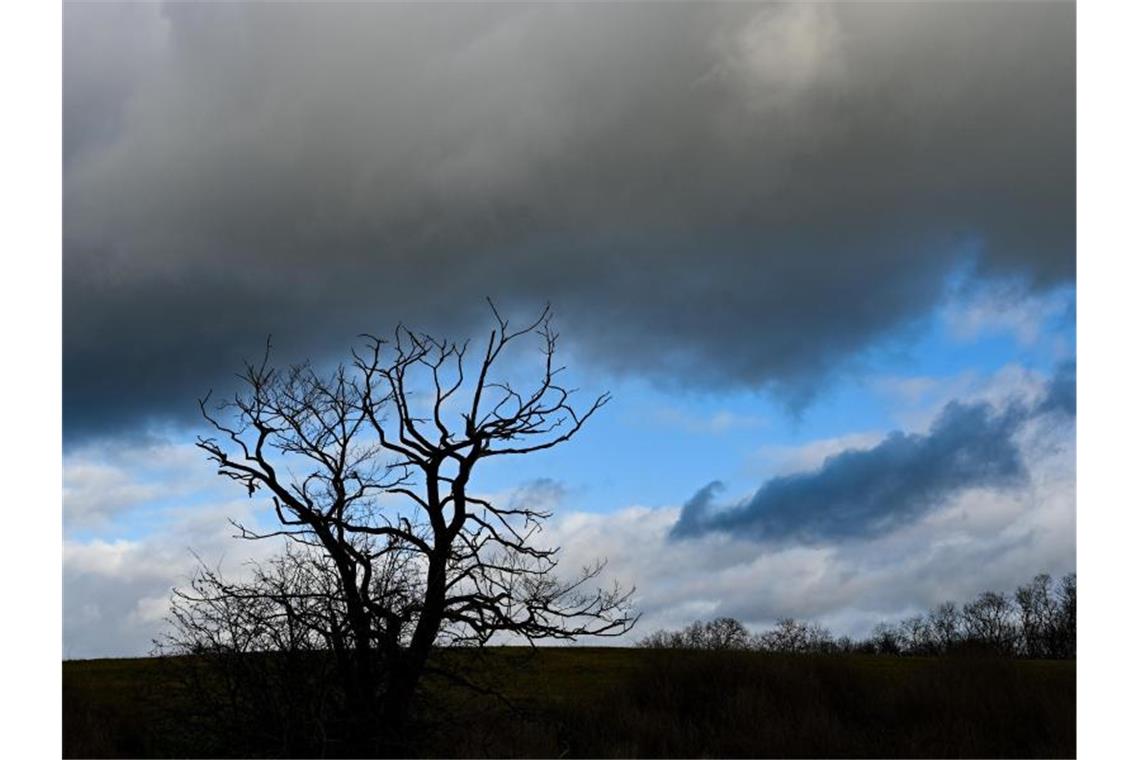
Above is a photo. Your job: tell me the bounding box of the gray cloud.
[64,2,1074,436]
[671,362,1076,542]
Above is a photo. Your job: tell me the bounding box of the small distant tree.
[803,622,835,653]
[637,617,750,651]
[898,615,936,656]
[927,601,962,654]
[678,620,708,649]
[1057,572,1077,658]
[832,635,857,654]
[756,618,833,654]
[869,622,902,655]
[163,304,637,754]
[1015,574,1058,658]
[702,617,751,650]
[962,591,1018,655]
[637,628,681,649]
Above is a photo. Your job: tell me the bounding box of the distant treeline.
[639,572,1076,659]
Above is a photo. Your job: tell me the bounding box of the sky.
[62,1,1075,659]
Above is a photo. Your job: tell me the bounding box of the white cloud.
[63,465,158,528]
[942,279,1073,349]
[64,538,143,577]
[749,431,884,477]
[63,437,213,529]
[63,497,283,659]
[874,362,1052,430]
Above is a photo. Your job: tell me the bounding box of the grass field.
[63,647,1075,758]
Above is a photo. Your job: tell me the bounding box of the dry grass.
[64,647,1075,758]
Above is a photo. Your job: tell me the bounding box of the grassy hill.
[64,647,1075,758]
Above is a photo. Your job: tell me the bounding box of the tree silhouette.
[634,572,1075,661]
[755,618,833,654]
[166,303,636,755]
[1059,572,1077,657]
[639,617,750,650]
[927,602,962,654]
[1016,574,1059,658]
[962,591,1018,655]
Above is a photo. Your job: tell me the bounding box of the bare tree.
[927,601,962,654]
[702,617,752,650]
[634,571,1075,665]
[636,629,679,649]
[1015,574,1058,658]
[832,635,857,654]
[160,548,355,756]
[898,615,936,656]
[755,618,834,654]
[638,618,749,651]
[962,591,1018,655]
[1057,572,1077,658]
[169,304,636,754]
[869,622,903,655]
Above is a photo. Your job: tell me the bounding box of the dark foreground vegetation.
[64,647,1075,759]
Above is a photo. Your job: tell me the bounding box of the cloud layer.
[63,365,1075,656]
[672,362,1075,542]
[64,2,1074,436]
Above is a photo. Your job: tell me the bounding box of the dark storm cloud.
[63,2,1074,436]
[671,362,1076,543]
